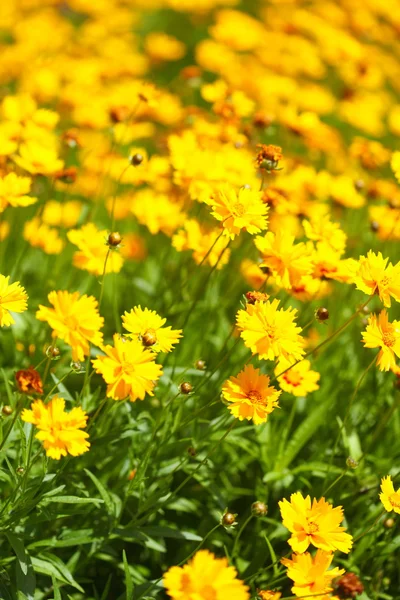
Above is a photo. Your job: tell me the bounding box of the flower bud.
[142,330,157,347]
[130,153,144,166]
[187,446,197,457]
[315,307,329,323]
[195,359,206,371]
[2,405,13,416]
[354,179,365,191]
[370,220,379,233]
[221,511,237,528]
[108,232,122,247]
[16,467,25,475]
[70,361,85,373]
[251,501,268,517]
[180,382,193,395]
[384,517,395,529]
[46,346,61,360]
[346,457,359,469]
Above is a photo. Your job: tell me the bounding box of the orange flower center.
[232,202,246,216]
[380,276,390,287]
[65,314,80,330]
[247,389,263,404]
[382,330,396,347]
[264,324,276,341]
[121,361,135,375]
[307,522,319,534]
[284,369,302,386]
[389,492,400,508]
[200,585,217,600]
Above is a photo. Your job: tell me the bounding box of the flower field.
[1,1,400,599]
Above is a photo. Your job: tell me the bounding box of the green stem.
[232,514,253,559]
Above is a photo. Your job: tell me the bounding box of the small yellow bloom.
[361,310,400,372]
[13,140,64,175]
[24,218,65,255]
[275,359,320,397]
[163,549,250,600]
[279,492,353,554]
[222,364,281,425]
[258,592,281,600]
[92,334,163,402]
[21,396,90,460]
[122,306,182,353]
[380,476,400,514]
[282,550,345,598]
[0,275,28,327]
[354,251,400,308]
[67,223,123,276]
[208,185,268,239]
[0,172,37,212]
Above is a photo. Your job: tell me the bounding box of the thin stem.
[98,247,111,308]
[232,514,253,559]
[353,509,386,542]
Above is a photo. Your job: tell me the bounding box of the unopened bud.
[142,330,157,347]
[16,467,25,475]
[46,346,61,360]
[251,501,268,517]
[187,446,197,457]
[130,153,144,166]
[384,518,395,529]
[2,405,13,416]
[370,220,379,233]
[195,359,206,370]
[315,307,329,323]
[108,232,122,247]
[221,511,237,528]
[346,457,359,469]
[70,361,85,373]
[354,179,365,191]
[180,382,193,395]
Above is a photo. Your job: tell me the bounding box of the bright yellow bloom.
[258,592,281,600]
[279,492,353,554]
[275,359,320,397]
[0,172,37,212]
[13,140,64,175]
[236,299,305,362]
[282,550,345,599]
[255,231,313,289]
[362,310,400,372]
[92,334,163,402]
[36,291,104,362]
[208,185,268,239]
[24,218,65,255]
[163,549,250,600]
[21,396,90,460]
[222,365,281,425]
[145,32,186,62]
[122,306,182,353]
[42,200,82,228]
[0,275,28,327]
[380,476,400,514]
[354,251,400,308]
[67,223,123,276]
[303,216,347,256]
[172,219,231,270]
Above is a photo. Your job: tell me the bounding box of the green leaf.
[51,575,62,600]
[39,495,103,506]
[123,550,133,600]
[31,555,84,593]
[140,526,202,541]
[6,533,36,600]
[84,468,114,516]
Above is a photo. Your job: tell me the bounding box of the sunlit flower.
[281,550,345,599]
[92,334,163,402]
[380,475,400,514]
[24,218,65,255]
[275,359,320,397]
[257,592,281,600]
[208,185,268,239]
[279,492,353,554]
[36,291,104,362]
[0,172,37,212]
[21,396,90,460]
[13,140,64,175]
[222,365,280,425]
[362,310,400,371]
[163,549,250,600]
[0,275,28,327]
[122,306,182,353]
[354,251,400,307]
[67,223,123,276]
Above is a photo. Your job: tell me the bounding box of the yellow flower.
[92,334,163,402]
[0,172,37,212]
[0,275,28,327]
[391,151,400,183]
[281,550,345,599]
[163,549,250,600]
[279,492,353,554]
[362,310,400,372]
[67,223,123,276]
[36,291,104,362]
[258,592,281,600]
[21,396,90,460]
[380,476,400,514]
[222,364,281,425]
[24,218,65,255]
[13,140,64,175]
[255,231,313,289]
[145,32,186,62]
[303,216,347,256]
[122,306,182,353]
[42,200,82,228]
[172,219,231,270]
[208,185,268,239]
[354,251,400,308]
[236,299,305,362]
[275,359,320,397]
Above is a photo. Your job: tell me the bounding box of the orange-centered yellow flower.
[361,310,400,371]
[122,306,182,353]
[0,172,37,212]
[275,359,320,397]
[222,364,281,425]
[279,492,353,554]
[21,396,90,460]
[0,274,28,327]
[380,475,400,514]
[92,334,163,402]
[354,251,400,308]
[208,185,268,239]
[67,223,123,276]
[36,291,104,362]
[163,549,250,600]
[281,550,345,599]
[258,592,281,600]
[236,299,305,362]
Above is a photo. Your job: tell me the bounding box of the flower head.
[21,396,90,460]
[222,364,280,425]
[362,310,400,371]
[236,299,305,362]
[281,550,345,598]
[208,185,268,239]
[15,367,43,394]
[163,549,250,600]
[275,359,320,397]
[258,592,281,600]
[0,275,28,327]
[36,291,104,362]
[67,223,123,276]
[0,172,37,212]
[122,306,182,353]
[92,334,163,402]
[380,475,400,514]
[279,492,353,554]
[354,251,400,307]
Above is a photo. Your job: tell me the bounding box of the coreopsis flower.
[236,299,305,362]
[281,550,344,599]
[354,251,400,307]
[36,291,104,362]
[362,310,400,371]
[303,216,347,255]
[163,549,250,600]
[92,334,163,402]
[279,492,353,554]
[255,231,313,289]
[0,172,37,212]
[258,592,281,600]
[172,219,231,270]
[15,367,43,394]
[207,185,268,239]
[275,359,320,397]
[222,365,281,425]
[24,218,65,255]
[256,144,283,170]
[67,223,123,276]
[0,275,28,327]
[380,476,400,514]
[122,306,182,353]
[21,396,90,460]
[13,140,64,175]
